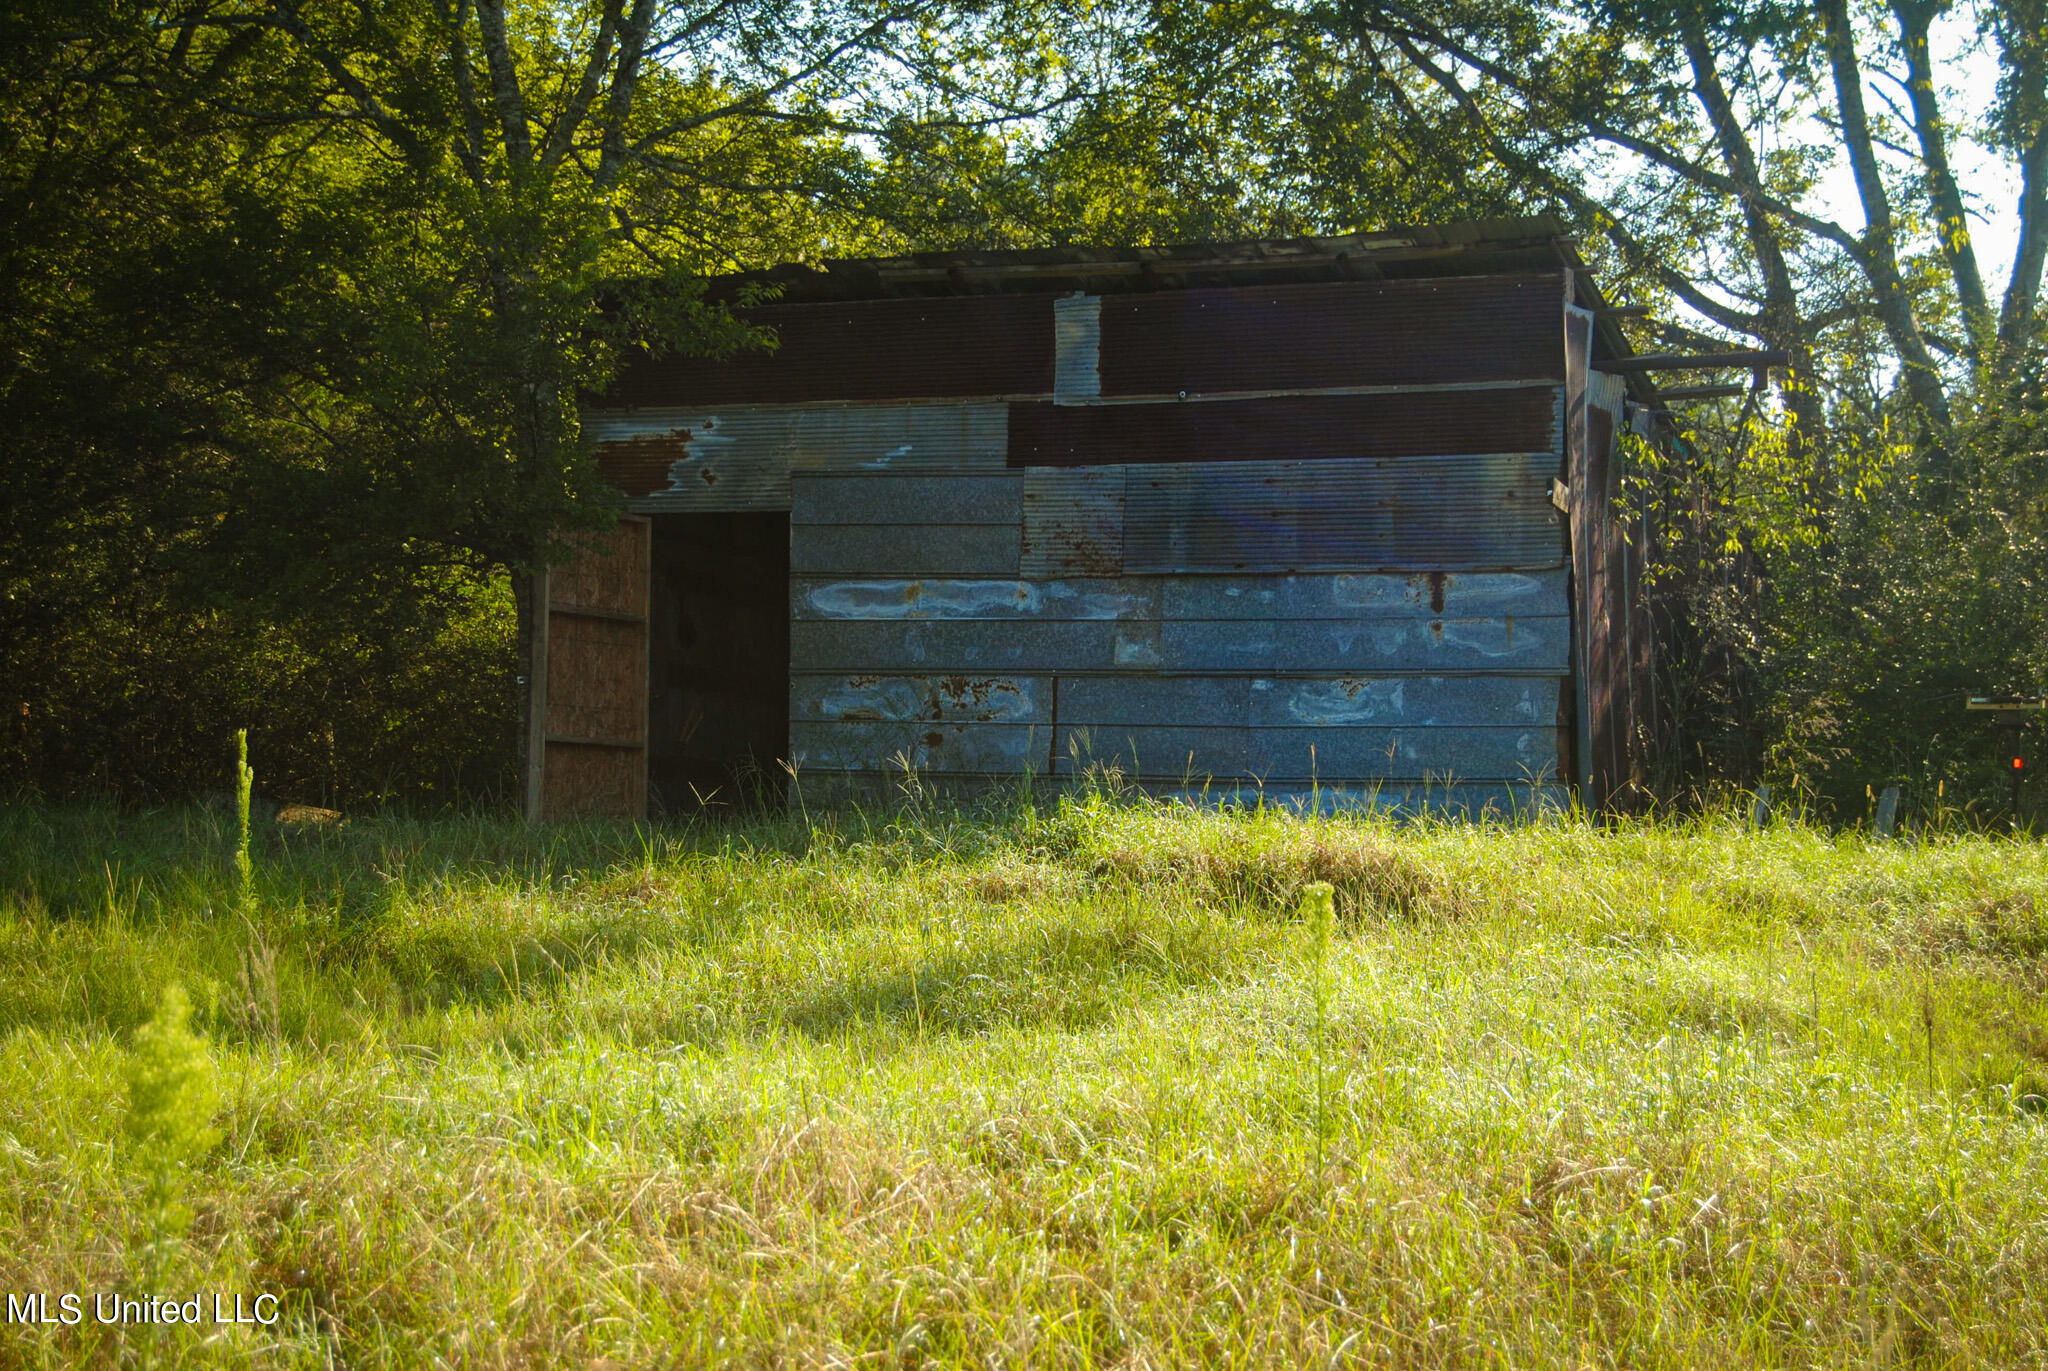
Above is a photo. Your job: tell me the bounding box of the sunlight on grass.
[0,794,2044,1366]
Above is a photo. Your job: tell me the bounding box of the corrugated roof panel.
[1122,455,1566,573]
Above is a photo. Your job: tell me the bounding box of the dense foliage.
[1,0,2042,814]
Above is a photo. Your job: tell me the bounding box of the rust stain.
[847,675,882,687]
[699,466,718,486]
[924,730,946,748]
[1427,570,1447,614]
[1430,620,1445,643]
[593,432,690,497]
[1338,677,1366,698]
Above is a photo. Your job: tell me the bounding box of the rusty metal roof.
[704,216,1584,302]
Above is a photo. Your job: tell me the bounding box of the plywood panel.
[550,522,652,617]
[537,517,649,820]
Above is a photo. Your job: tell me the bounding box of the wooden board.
[530,518,651,821]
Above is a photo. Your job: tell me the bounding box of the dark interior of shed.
[647,512,789,812]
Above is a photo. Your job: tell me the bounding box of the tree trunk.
[1817,0,1954,433]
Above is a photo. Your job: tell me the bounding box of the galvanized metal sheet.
[792,675,1048,724]
[788,615,1568,673]
[1160,570,1569,620]
[791,474,1021,526]
[1008,389,1564,468]
[1060,725,1553,780]
[1097,273,1568,394]
[789,720,1038,772]
[789,524,1021,576]
[1122,455,1565,573]
[784,403,1007,474]
[1021,466,1125,576]
[792,578,1158,621]
[605,294,1055,406]
[589,410,795,510]
[1053,294,1102,404]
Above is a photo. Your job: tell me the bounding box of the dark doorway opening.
[647,513,789,813]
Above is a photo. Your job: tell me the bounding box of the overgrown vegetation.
[2,793,2045,1366]
[3,0,2044,812]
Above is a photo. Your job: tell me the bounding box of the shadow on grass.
[777,917,1257,1043]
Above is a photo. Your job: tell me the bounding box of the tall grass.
[0,792,2044,1366]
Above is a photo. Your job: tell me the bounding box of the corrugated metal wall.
[597,273,1576,812]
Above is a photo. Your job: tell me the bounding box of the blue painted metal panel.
[1123,454,1565,573]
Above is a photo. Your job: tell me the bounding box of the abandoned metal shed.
[526,216,1678,820]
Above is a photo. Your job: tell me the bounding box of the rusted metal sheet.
[590,410,795,510]
[1020,466,1125,576]
[792,578,1157,621]
[1096,274,1567,394]
[789,525,1021,576]
[1007,388,1564,468]
[1053,294,1102,403]
[789,721,1038,772]
[1060,725,1553,780]
[793,675,1047,723]
[604,295,1055,406]
[788,615,1568,673]
[791,474,1020,525]
[1121,455,1565,573]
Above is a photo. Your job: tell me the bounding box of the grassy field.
[1,789,2045,1368]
